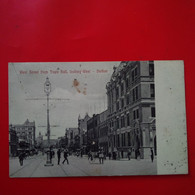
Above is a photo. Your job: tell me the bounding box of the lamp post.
[44,77,53,166]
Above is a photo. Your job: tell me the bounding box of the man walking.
[99,149,104,164]
[127,148,131,160]
[62,149,69,165]
[57,148,61,165]
[18,152,24,166]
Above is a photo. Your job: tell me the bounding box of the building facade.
[106,61,156,159]
[57,135,68,149]
[42,139,58,148]
[36,132,43,150]
[9,125,18,157]
[98,110,109,154]
[78,113,91,150]
[66,128,79,151]
[87,114,100,152]
[11,119,36,150]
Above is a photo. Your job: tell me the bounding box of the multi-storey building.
[66,128,79,151]
[106,61,156,159]
[11,119,36,149]
[57,135,68,149]
[9,125,18,157]
[36,132,43,150]
[87,114,100,152]
[42,139,58,148]
[78,113,91,150]
[98,110,109,154]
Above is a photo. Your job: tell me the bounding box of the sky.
[9,61,120,139]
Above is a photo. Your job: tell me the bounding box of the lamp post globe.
[44,77,51,95]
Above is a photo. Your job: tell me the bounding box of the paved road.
[9,154,157,177]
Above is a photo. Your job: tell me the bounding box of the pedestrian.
[108,152,111,160]
[99,149,104,164]
[18,152,24,166]
[57,148,61,165]
[127,148,131,160]
[80,150,83,158]
[103,151,106,160]
[62,149,69,164]
[137,149,141,160]
[88,151,92,160]
[150,148,154,162]
[121,150,124,158]
[52,150,55,158]
[136,149,140,160]
[113,151,116,160]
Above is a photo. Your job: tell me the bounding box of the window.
[121,133,126,146]
[132,86,139,101]
[136,86,138,100]
[116,102,119,111]
[127,113,130,126]
[126,94,129,105]
[121,134,125,146]
[128,132,131,146]
[126,77,129,90]
[112,104,114,112]
[132,67,138,82]
[121,98,124,108]
[121,83,124,96]
[116,87,119,99]
[149,61,154,76]
[111,92,113,103]
[121,116,125,128]
[116,118,119,129]
[117,134,120,147]
[133,109,139,120]
[151,107,156,117]
[150,84,155,98]
[124,133,126,146]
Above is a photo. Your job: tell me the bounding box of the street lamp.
[44,77,53,166]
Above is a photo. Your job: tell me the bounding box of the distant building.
[98,110,109,154]
[87,114,100,152]
[9,125,18,157]
[42,139,58,148]
[106,61,156,159]
[78,113,91,149]
[36,132,43,149]
[66,128,79,151]
[57,135,68,148]
[11,119,36,149]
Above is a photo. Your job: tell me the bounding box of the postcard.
[8,61,188,177]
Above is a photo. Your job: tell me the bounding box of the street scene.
[9,61,157,177]
[9,151,157,177]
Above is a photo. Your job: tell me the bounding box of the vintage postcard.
[8,61,188,177]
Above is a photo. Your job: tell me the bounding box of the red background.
[0,0,194,194]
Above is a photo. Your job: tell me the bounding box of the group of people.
[87,148,105,164]
[18,147,155,166]
[57,148,69,165]
[107,147,154,162]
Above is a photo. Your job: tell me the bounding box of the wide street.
[9,153,157,177]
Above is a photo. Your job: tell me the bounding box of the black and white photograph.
[8,61,187,177]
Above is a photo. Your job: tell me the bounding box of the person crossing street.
[57,148,61,165]
[62,149,69,165]
[99,148,104,164]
